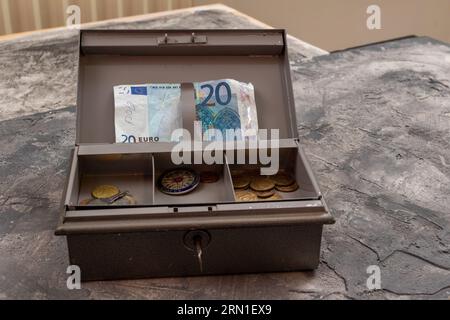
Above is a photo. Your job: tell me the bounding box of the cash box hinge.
[157,33,208,45]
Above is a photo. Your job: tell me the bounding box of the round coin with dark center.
[158,168,200,195]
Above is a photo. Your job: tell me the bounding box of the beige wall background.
[0,0,449,51]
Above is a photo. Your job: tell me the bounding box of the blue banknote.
[194,80,241,140]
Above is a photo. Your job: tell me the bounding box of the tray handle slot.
[157,33,208,45]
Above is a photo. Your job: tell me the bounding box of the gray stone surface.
[293,37,450,299]
[0,6,449,299]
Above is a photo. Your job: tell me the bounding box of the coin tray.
[71,153,154,207]
[67,150,240,208]
[68,146,317,208]
[227,146,318,202]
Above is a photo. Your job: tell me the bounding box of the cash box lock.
[183,230,211,273]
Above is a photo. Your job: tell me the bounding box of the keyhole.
[183,230,211,273]
[194,235,203,273]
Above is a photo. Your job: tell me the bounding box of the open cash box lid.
[75,29,299,145]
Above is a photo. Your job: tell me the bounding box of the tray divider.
[68,151,80,207]
[151,153,156,205]
[224,153,237,203]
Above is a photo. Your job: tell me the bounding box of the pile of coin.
[232,170,298,202]
[80,184,136,206]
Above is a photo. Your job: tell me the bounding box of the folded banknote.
[114,79,258,143]
[114,84,182,143]
[194,79,258,141]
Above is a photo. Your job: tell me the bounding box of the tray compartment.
[153,151,235,206]
[226,145,320,202]
[74,153,154,207]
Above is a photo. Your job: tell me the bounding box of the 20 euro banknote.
[194,79,258,141]
[114,79,258,143]
[114,84,182,143]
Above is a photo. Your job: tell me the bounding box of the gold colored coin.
[250,177,275,192]
[263,193,283,201]
[270,173,295,187]
[255,189,275,199]
[276,182,299,192]
[233,176,251,189]
[92,185,120,199]
[235,190,258,202]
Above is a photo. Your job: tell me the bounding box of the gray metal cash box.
[56,29,334,281]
